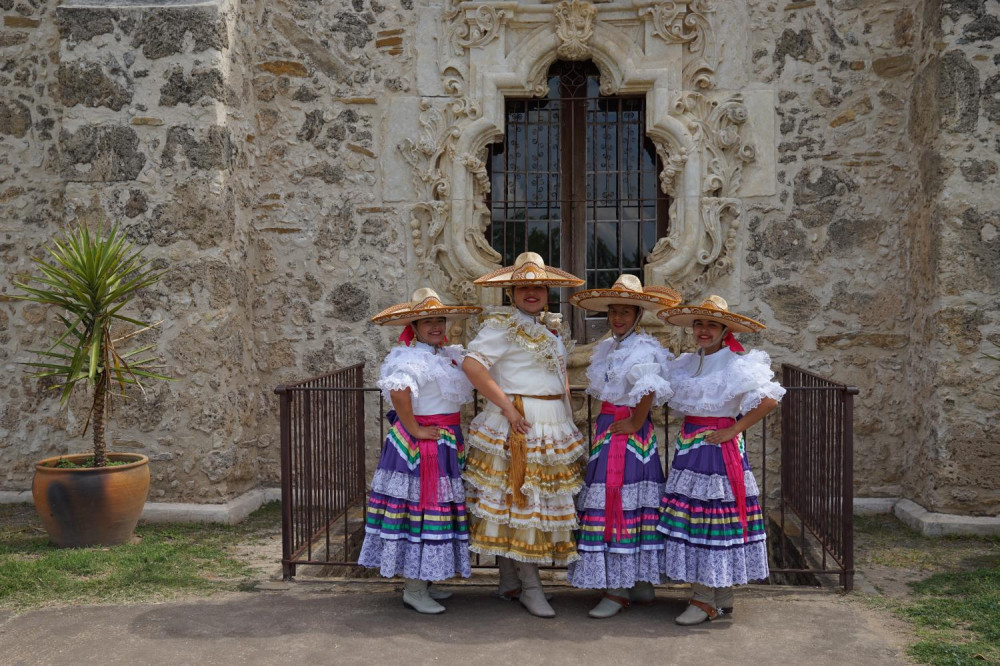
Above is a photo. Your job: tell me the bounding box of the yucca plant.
[14,222,169,467]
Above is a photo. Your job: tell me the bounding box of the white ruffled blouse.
[376,342,474,415]
[585,332,674,407]
[465,307,568,396]
[667,347,786,418]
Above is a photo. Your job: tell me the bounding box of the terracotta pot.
[32,452,150,548]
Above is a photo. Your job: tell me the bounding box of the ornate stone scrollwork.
[671,92,756,197]
[555,0,598,61]
[446,4,508,56]
[655,143,689,197]
[640,0,717,90]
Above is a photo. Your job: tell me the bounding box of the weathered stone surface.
[297,162,345,184]
[872,55,912,78]
[132,8,228,59]
[816,333,909,350]
[773,28,819,74]
[938,50,979,134]
[959,158,998,182]
[764,285,820,328]
[124,188,148,218]
[932,307,985,354]
[139,183,236,249]
[327,282,369,321]
[0,100,31,138]
[793,166,856,206]
[60,124,146,182]
[57,8,114,43]
[162,126,233,170]
[827,217,886,253]
[159,67,225,107]
[57,62,131,111]
[982,74,1000,124]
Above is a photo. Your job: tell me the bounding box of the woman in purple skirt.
[358,288,481,614]
[655,295,784,625]
[567,275,681,618]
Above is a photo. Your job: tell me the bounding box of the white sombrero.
[474,251,584,288]
[371,288,482,326]
[570,274,682,312]
[657,295,765,333]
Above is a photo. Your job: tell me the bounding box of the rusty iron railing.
[768,364,858,591]
[276,364,368,580]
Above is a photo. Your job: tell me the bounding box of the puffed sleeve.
[376,347,427,403]
[465,323,507,370]
[625,343,674,406]
[734,350,786,413]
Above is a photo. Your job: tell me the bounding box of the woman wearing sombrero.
[358,288,481,614]
[567,275,681,618]
[461,252,587,618]
[655,295,785,625]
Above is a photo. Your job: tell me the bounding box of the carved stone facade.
[1,0,998,516]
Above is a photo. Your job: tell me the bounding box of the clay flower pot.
[32,452,150,548]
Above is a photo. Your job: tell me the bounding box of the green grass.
[0,501,281,613]
[853,514,1000,666]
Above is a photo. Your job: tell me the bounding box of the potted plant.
[14,222,168,547]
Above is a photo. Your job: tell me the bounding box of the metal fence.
[770,364,858,591]
[276,364,367,580]
[277,362,857,589]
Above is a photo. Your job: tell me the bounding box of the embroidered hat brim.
[657,305,764,333]
[570,285,682,312]
[371,300,482,326]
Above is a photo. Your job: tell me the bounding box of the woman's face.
[413,317,447,346]
[512,285,549,315]
[607,304,640,336]
[692,319,726,354]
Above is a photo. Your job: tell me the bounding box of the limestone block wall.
[0,0,997,514]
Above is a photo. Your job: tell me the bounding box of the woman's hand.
[704,427,739,444]
[608,416,641,435]
[503,406,532,435]
[412,425,442,441]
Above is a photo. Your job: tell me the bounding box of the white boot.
[427,583,452,601]
[629,581,656,605]
[716,586,734,615]
[515,563,556,618]
[675,583,719,626]
[588,588,630,618]
[402,579,446,614]
[495,556,522,601]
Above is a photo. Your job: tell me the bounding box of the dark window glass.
[487,61,669,342]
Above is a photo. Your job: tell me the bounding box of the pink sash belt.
[414,413,461,511]
[600,402,633,542]
[684,415,748,542]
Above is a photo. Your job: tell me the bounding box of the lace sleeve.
[376,348,425,403]
[626,362,673,406]
[739,382,786,413]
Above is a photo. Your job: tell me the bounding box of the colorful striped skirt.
[656,416,769,587]
[567,404,665,589]
[357,411,471,580]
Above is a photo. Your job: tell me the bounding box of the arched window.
[487,60,670,342]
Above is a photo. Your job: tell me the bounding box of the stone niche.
[383,0,776,308]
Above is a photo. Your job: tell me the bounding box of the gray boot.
[495,556,521,601]
[629,581,656,605]
[515,562,555,618]
[716,586,734,615]
[403,578,446,614]
[675,583,719,626]
[427,583,452,600]
[588,588,629,618]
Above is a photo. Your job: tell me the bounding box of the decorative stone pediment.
[397,0,771,304]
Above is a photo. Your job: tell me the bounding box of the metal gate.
[277,362,857,589]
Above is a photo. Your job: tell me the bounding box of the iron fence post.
[276,385,295,581]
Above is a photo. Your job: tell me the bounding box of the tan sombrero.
[371,288,482,326]
[570,274,682,312]
[474,251,584,288]
[657,295,765,333]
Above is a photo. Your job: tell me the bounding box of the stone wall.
[0,0,997,514]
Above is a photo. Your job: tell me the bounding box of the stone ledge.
[0,487,281,525]
[853,497,901,515]
[893,498,1000,537]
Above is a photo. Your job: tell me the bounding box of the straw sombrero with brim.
[371,288,482,326]
[570,274,682,312]
[657,295,765,333]
[474,251,584,288]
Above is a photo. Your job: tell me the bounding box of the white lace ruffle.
[370,469,467,504]
[575,481,664,511]
[469,306,568,378]
[358,536,472,580]
[667,349,784,415]
[376,344,474,404]
[585,334,673,406]
[567,550,663,589]
[659,539,769,587]
[466,408,587,466]
[663,468,760,502]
